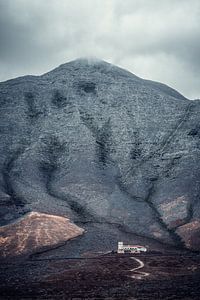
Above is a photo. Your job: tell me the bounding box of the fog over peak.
[0,0,200,99]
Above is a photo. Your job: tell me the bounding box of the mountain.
[0,58,200,255]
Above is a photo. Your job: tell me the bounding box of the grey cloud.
[0,0,200,99]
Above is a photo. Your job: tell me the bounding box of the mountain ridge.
[1,58,187,101]
[0,58,200,255]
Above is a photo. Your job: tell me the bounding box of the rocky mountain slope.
[0,58,200,253]
[0,212,84,258]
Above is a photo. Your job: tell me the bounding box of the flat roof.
[121,245,146,247]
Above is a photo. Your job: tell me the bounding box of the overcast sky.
[0,0,200,99]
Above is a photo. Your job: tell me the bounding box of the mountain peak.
[43,57,141,84]
[42,58,186,100]
[57,57,110,69]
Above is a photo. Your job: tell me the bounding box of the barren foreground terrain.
[0,253,200,299]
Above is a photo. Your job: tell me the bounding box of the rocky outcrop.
[176,220,200,251]
[0,58,199,251]
[158,196,189,229]
[0,212,84,258]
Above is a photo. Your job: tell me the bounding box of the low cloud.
[0,0,199,98]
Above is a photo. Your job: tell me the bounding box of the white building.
[117,242,147,254]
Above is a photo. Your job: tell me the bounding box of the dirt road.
[130,256,150,279]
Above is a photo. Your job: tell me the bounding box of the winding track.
[130,256,149,279]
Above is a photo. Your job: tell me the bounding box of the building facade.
[117,242,147,254]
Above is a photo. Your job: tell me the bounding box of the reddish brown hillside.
[0,212,84,258]
[176,220,200,251]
